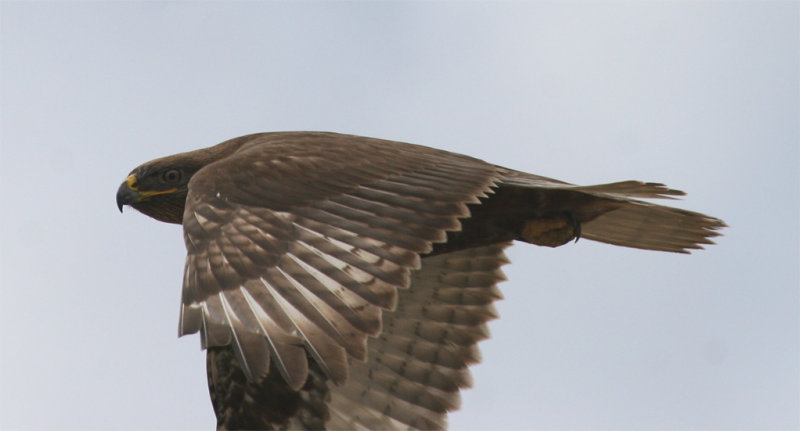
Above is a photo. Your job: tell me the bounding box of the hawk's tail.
[501,175,727,253]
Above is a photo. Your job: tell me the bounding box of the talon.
[568,211,581,243]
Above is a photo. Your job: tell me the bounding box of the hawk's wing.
[179,133,501,390]
[322,243,509,430]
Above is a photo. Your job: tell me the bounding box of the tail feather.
[572,180,685,199]
[571,180,725,253]
[499,171,726,253]
[582,201,726,253]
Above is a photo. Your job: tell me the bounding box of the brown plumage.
[116,131,725,430]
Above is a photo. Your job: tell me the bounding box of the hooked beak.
[116,174,140,212]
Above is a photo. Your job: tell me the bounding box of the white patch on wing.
[217,248,232,268]
[285,253,367,308]
[238,286,271,335]
[217,291,250,375]
[258,276,324,347]
[258,276,343,379]
[195,211,209,225]
[240,285,298,351]
[295,223,382,264]
[275,263,344,334]
[294,239,380,284]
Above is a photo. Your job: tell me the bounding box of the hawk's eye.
[161,169,182,184]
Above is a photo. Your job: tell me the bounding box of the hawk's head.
[116,136,253,224]
[116,159,199,224]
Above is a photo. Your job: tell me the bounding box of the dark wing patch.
[179,135,500,389]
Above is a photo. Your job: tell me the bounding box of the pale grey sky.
[1,1,797,430]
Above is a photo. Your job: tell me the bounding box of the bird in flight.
[117,132,725,430]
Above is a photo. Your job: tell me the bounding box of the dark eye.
[161,169,182,184]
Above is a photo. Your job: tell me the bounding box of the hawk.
[116,132,725,430]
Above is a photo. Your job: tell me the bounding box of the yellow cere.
[125,174,139,190]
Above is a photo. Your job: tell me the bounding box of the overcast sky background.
[1,2,798,430]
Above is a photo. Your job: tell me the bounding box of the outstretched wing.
[178,133,501,390]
